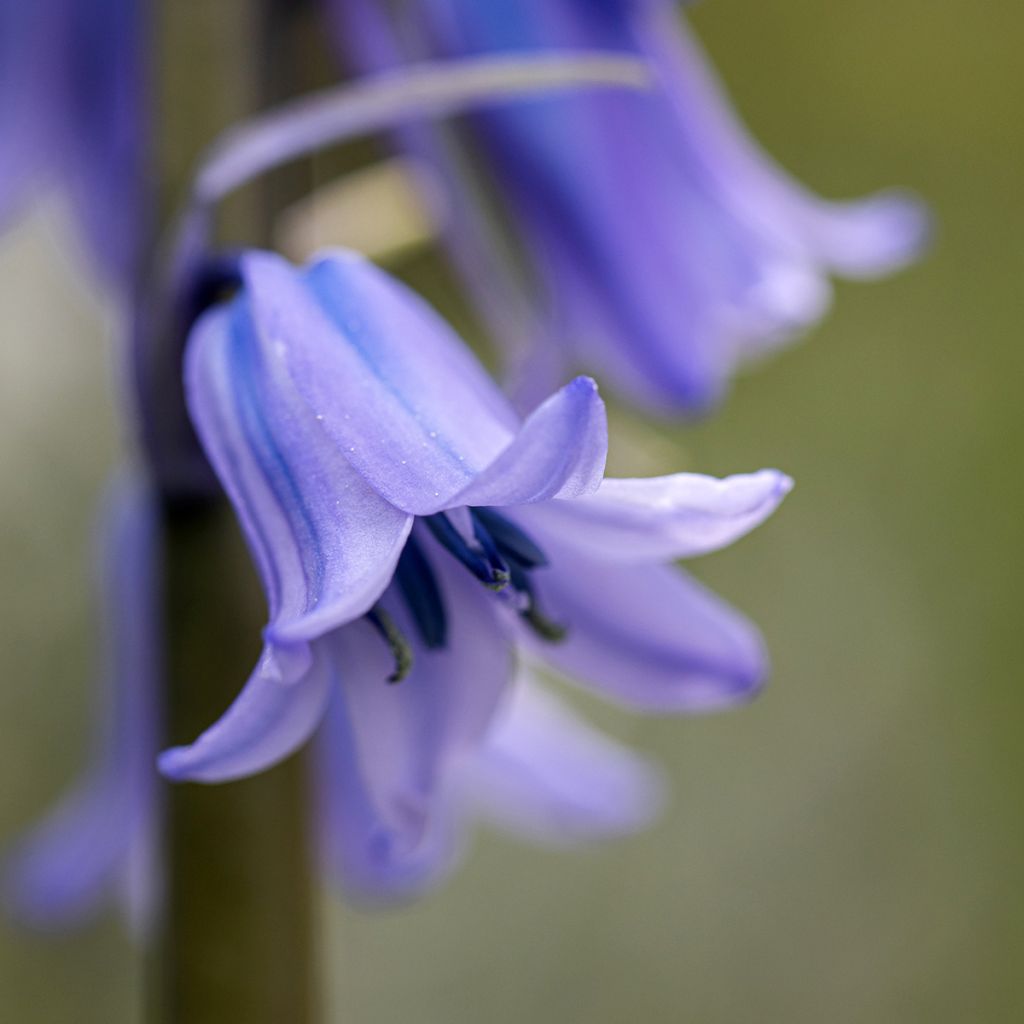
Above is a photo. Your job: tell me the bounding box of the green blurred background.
[2,0,1022,1020]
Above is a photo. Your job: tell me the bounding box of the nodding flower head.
[331,0,928,413]
[157,248,791,884]
[1,475,663,915]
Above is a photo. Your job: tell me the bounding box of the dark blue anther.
[471,507,549,569]
[394,533,448,649]
[415,509,565,652]
[470,512,511,577]
[424,513,510,591]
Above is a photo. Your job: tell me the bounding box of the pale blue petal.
[445,376,607,509]
[320,529,512,846]
[186,290,413,645]
[516,469,792,562]
[241,250,520,512]
[316,689,464,905]
[465,673,665,845]
[158,642,332,783]
[243,251,607,514]
[525,548,768,711]
[638,7,931,279]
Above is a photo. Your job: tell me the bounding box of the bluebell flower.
[2,473,159,930]
[157,249,791,872]
[0,0,148,289]
[328,0,929,413]
[2,474,662,913]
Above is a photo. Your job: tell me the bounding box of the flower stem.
[150,2,318,1021]
[155,502,316,1024]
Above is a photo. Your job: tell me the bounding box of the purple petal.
[5,782,131,930]
[319,530,512,846]
[465,673,665,844]
[0,0,148,288]
[241,249,519,512]
[158,642,332,783]
[315,689,464,905]
[796,192,933,279]
[525,548,768,712]
[516,469,792,562]
[403,0,927,413]
[186,289,413,646]
[636,5,930,278]
[446,376,607,508]
[0,3,62,226]
[60,0,149,289]
[244,251,607,514]
[4,472,159,928]
[322,0,562,406]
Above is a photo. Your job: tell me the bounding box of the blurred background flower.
[329,0,927,413]
[0,0,148,292]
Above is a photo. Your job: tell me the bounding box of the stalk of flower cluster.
[151,2,318,1021]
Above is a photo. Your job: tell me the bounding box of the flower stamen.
[424,512,510,590]
[393,533,448,649]
[365,604,414,683]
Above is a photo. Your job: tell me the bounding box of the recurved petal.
[639,6,930,278]
[241,250,524,514]
[158,642,332,783]
[525,550,768,712]
[442,376,607,510]
[186,293,413,645]
[465,673,665,845]
[516,469,791,563]
[320,534,512,847]
[799,191,932,279]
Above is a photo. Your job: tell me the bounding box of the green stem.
[155,503,316,1024]
[151,2,318,1021]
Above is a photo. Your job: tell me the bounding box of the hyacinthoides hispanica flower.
[1,46,668,1017]
[155,247,791,886]
[3,48,789,909]
[3,473,660,916]
[0,0,148,292]
[1,31,793,1020]
[327,0,929,413]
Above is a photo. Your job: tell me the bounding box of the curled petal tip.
[822,190,932,278]
[156,645,332,784]
[767,469,795,499]
[156,748,194,782]
[567,374,600,395]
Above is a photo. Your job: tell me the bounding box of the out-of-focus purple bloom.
[318,668,664,902]
[157,248,791,884]
[329,0,928,413]
[0,0,148,289]
[2,472,160,930]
